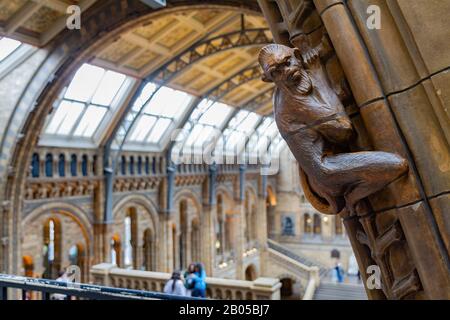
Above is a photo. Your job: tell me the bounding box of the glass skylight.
[127,84,193,145]
[183,100,233,148]
[0,37,21,62]
[44,63,128,139]
[247,117,280,157]
[217,110,261,155]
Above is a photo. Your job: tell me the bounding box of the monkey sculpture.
[259,43,408,215]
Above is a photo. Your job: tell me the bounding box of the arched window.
[145,157,150,175]
[58,154,65,177]
[31,153,40,178]
[43,218,61,279]
[70,154,77,177]
[124,216,133,268]
[121,156,126,175]
[81,155,88,177]
[45,154,53,177]
[124,208,137,269]
[129,157,135,175]
[137,156,142,175]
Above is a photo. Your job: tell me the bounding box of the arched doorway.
[245,264,257,281]
[280,278,294,299]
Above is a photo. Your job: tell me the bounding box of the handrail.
[302,278,317,300]
[267,239,327,276]
[0,274,200,300]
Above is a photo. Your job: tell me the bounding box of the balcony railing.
[0,274,200,300]
[91,264,281,300]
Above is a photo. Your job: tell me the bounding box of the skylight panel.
[91,70,126,106]
[198,102,232,126]
[237,112,260,133]
[129,115,157,142]
[147,117,172,143]
[64,64,105,102]
[0,37,21,61]
[73,105,107,137]
[45,101,84,135]
[144,86,192,118]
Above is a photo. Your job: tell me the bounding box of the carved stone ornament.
[258,43,409,216]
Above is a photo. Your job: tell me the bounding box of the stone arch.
[111,194,160,269]
[21,202,92,280]
[2,0,261,274]
[173,189,202,269]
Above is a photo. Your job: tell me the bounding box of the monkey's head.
[259,44,312,94]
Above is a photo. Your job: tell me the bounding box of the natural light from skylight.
[45,63,128,138]
[0,37,21,62]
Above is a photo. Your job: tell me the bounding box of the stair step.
[313,282,368,300]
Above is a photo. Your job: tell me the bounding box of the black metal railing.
[0,274,201,300]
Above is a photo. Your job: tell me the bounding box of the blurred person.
[163,271,187,296]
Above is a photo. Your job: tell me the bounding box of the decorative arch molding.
[112,194,160,231]
[244,183,258,201]
[216,185,235,208]
[21,202,93,271]
[173,189,202,219]
[1,0,261,274]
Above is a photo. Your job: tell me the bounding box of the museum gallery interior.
[0,0,448,300]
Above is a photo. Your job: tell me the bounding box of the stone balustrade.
[91,263,281,300]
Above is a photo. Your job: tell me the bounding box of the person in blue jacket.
[191,263,207,298]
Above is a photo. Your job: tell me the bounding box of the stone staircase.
[313,281,368,300]
[267,239,328,277]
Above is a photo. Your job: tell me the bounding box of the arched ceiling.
[0,2,274,113]
[91,8,273,111]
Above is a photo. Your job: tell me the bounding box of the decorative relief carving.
[25,179,99,200]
